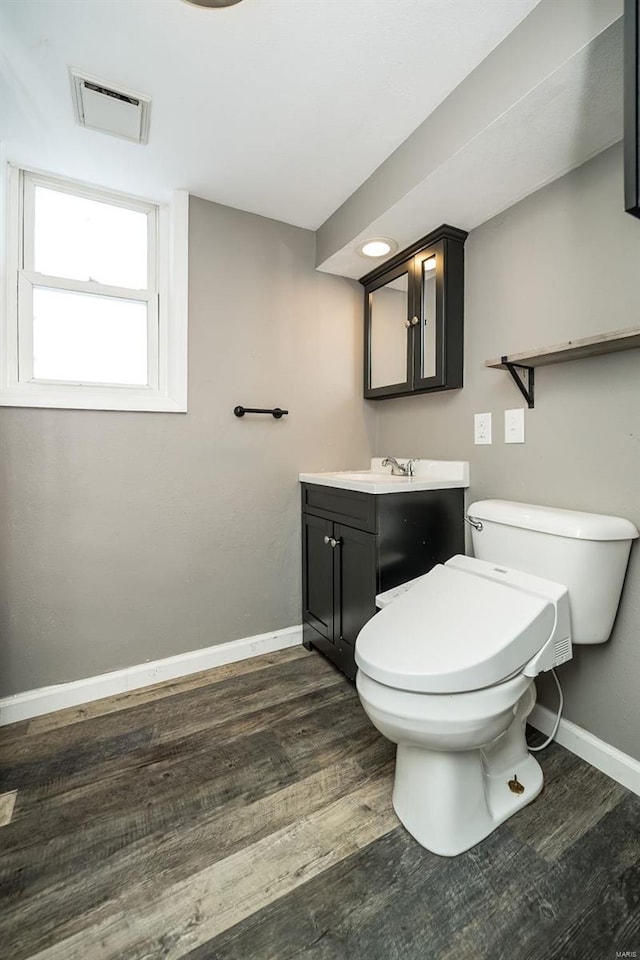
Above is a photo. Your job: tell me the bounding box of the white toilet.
[355,500,638,857]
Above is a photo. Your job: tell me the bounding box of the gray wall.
[0,198,374,696]
[375,143,640,759]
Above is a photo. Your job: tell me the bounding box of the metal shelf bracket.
[502,358,534,409]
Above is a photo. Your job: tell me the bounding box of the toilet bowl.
[355,500,638,856]
[356,670,541,856]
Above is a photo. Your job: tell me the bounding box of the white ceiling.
[1,0,539,228]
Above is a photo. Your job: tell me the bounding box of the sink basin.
[299,459,469,495]
[331,471,409,483]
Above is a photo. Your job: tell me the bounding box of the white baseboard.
[0,625,303,727]
[529,704,640,797]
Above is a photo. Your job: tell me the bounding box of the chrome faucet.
[382,457,419,477]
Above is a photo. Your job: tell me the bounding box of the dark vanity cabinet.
[361,225,467,400]
[301,483,465,680]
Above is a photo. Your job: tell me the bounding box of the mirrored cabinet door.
[421,255,437,379]
[364,264,413,397]
[413,243,445,390]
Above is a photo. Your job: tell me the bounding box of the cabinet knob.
[323,535,340,548]
[404,316,419,328]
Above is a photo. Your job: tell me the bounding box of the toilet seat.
[355,555,567,694]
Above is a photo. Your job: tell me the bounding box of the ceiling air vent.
[70,69,151,144]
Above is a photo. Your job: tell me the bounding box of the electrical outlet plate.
[505,408,525,443]
[474,412,492,445]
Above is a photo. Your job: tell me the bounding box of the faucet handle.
[405,458,419,476]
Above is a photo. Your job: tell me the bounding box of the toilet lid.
[354,560,556,693]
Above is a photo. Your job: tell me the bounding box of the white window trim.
[1,164,188,412]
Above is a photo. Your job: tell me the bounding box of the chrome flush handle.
[464,515,483,532]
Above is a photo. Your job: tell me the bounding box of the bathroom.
[0,0,639,957]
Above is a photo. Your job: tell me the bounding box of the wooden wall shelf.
[485,327,640,408]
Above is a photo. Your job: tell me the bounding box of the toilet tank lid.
[468,500,639,541]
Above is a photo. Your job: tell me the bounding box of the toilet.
[355,499,638,857]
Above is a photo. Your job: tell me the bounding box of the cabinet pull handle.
[323,535,340,548]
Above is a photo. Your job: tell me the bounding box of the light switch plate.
[474,412,492,445]
[505,408,525,443]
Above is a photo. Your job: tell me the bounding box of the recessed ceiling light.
[357,238,398,259]
[182,0,244,6]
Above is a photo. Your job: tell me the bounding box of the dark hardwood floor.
[0,646,638,960]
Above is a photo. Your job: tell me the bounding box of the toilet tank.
[468,500,638,644]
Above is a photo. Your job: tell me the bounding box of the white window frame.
[1,164,188,412]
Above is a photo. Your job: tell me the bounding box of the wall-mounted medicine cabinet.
[360,225,467,400]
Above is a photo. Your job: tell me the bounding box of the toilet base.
[392,714,543,856]
[356,669,544,856]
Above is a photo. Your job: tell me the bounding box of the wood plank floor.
[0,647,638,960]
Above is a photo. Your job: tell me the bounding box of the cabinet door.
[302,513,334,643]
[364,261,413,399]
[333,523,377,650]
[413,238,464,393]
[412,241,446,391]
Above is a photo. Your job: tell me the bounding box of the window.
[1,166,188,411]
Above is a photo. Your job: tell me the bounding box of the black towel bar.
[233,406,288,419]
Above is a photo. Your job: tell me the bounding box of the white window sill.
[0,387,187,413]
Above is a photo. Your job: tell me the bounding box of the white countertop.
[299,458,469,495]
